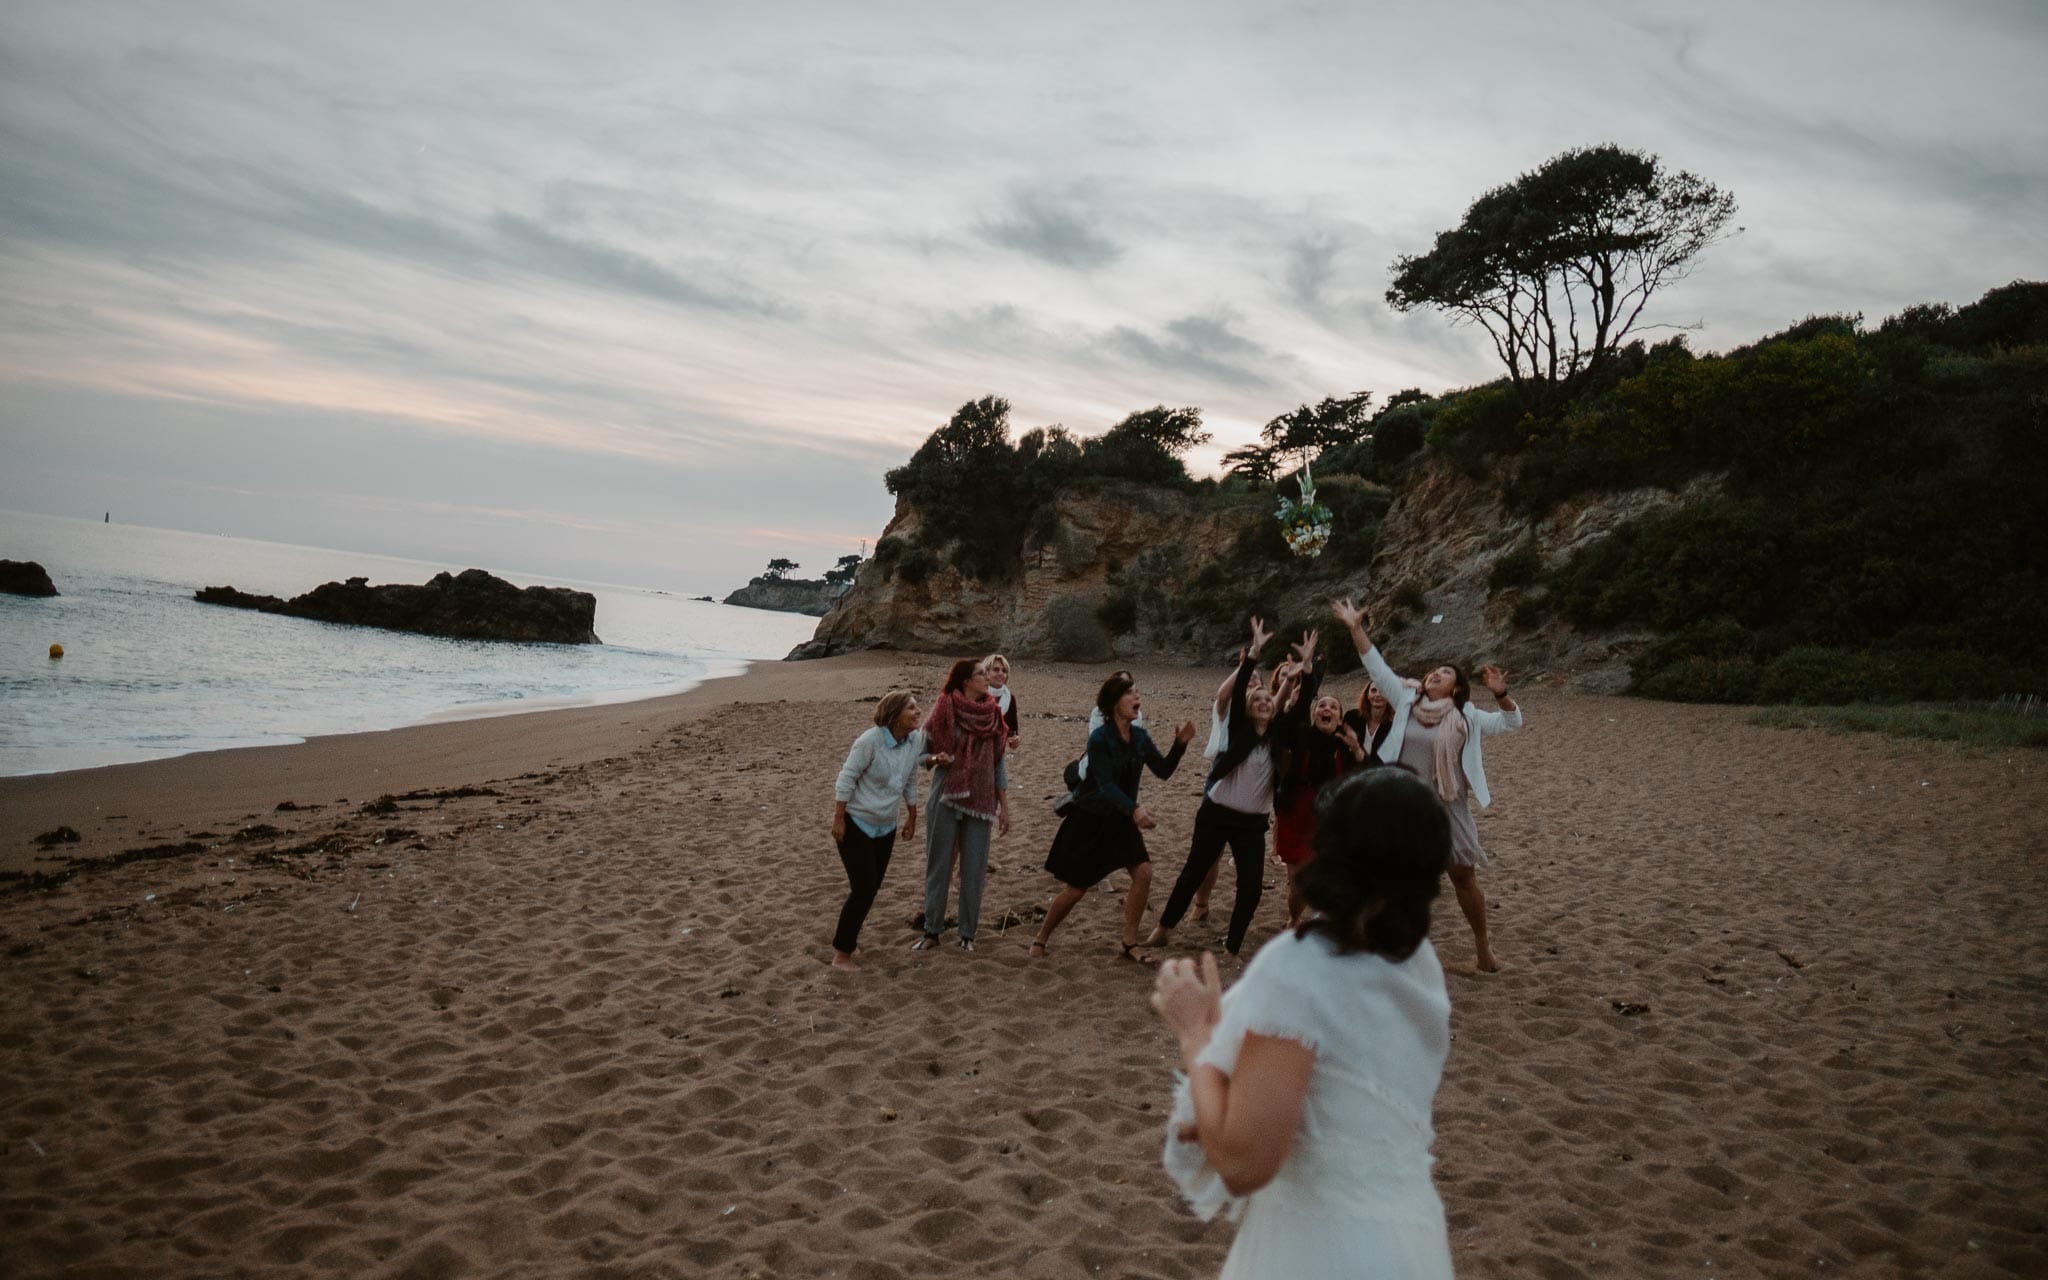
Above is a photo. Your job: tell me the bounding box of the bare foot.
[1475,949,1502,974]
[1191,903,1210,922]
[830,952,859,971]
[1145,926,1170,947]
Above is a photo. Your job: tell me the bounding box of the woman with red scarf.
[914,658,1012,953]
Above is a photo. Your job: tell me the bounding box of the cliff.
[195,569,600,644]
[792,486,1262,662]
[1349,453,1719,692]
[790,460,1714,689]
[722,576,846,617]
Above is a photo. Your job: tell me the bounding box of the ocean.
[0,510,819,776]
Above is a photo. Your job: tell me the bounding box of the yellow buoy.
[48,643,64,659]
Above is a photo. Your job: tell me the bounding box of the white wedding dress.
[1164,929,1456,1278]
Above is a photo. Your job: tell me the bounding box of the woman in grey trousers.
[915,657,1011,952]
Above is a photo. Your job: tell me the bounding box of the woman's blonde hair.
[983,652,1010,672]
[874,689,917,728]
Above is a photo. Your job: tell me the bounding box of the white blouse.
[1164,928,1456,1278]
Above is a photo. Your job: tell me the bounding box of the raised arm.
[1223,634,1261,733]
[1332,597,1411,710]
[1144,724,1194,780]
[1473,664,1523,732]
[1154,954,1315,1198]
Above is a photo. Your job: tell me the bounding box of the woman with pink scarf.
[1331,598,1521,973]
[914,657,1012,953]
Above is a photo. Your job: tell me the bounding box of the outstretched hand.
[1292,628,1319,664]
[1330,597,1368,634]
[1248,616,1273,657]
[1174,718,1198,745]
[1480,664,1510,696]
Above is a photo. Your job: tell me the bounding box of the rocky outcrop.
[722,576,846,617]
[790,456,1719,689]
[195,569,599,644]
[1348,454,1719,691]
[791,486,1263,663]
[0,560,59,597]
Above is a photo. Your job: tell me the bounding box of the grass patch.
[1752,702,2048,752]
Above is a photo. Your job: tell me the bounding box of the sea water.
[0,511,819,776]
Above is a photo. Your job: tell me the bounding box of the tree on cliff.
[823,553,863,586]
[886,396,1044,579]
[1387,144,1737,400]
[1078,405,1210,486]
[1228,391,1377,486]
[764,558,799,579]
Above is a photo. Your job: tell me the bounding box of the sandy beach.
[2,651,2044,1279]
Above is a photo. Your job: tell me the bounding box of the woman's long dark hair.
[1294,766,1450,960]
[942,658,981,695]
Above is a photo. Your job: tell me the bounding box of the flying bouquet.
[1275,460,1334,559]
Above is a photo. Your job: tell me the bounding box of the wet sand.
[2,651,2044,1278]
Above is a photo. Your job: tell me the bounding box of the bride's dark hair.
[1294,766,1450,960]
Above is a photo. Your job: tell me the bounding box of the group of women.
[825,598,1522,975]
[825,598,1525,1277]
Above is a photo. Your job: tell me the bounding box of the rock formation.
[1350,453,1719,693]
[722,576,846,617]
[0,559,59,597]
[195,569,600,644]
[791,486,1260,663]
[790,458,1718,690]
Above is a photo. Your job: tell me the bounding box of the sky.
[3,1,2045,594]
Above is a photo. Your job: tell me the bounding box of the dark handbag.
[1053,754,1090,817]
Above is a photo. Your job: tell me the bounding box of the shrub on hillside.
[1631,656,1762,703]
[1487,540,1542,592]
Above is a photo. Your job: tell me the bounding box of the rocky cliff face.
[791,487,1260,662]
[1349,454,1719,691]
[722,576,845,617]
[792,459,1716,688]
[195,569,600,644]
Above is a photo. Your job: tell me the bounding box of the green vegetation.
[1529,281,2048,703]
[1388,144,1738,401]
[864,141,2041,706]
[1753,703,2048,752]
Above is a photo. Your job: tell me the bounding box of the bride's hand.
[1152,953,1223,1058]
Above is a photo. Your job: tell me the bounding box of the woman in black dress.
[1031,673,1195,963]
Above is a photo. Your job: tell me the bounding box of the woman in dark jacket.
[1032,673,1195,964]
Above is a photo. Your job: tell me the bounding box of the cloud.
[1283,232,1343,311]
[490,213,791,317]
[1103,311,1290,390]
[977,191,1122,269]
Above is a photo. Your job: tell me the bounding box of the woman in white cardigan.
[1331,598,1521,972]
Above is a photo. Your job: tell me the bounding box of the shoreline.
[0,654,883,875]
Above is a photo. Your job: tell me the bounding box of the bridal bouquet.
[1275,461,1333,559]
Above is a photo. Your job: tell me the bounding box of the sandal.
[1119,942,1159,968]
[1028,939,1050,958]
[910,933,940,951]
[957,938,975,953]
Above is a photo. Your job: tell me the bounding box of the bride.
[1152,765,1458,1278]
